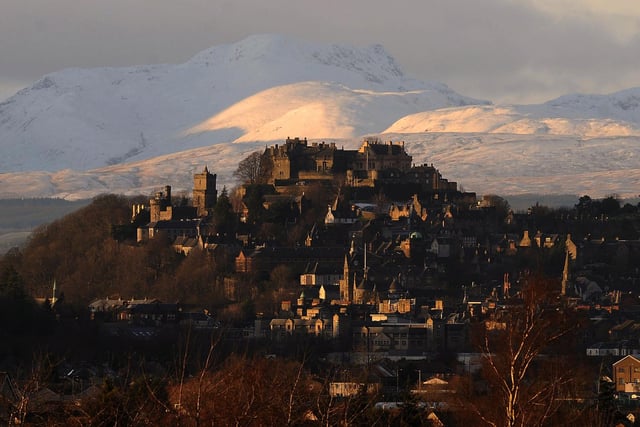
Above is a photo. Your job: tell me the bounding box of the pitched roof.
[613,355,640,366]
[0,372,19,401]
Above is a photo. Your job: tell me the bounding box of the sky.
[1,0,639,104]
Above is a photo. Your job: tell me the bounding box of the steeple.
[561,250,570,296]
[562,234,577,296]
[340,254,352,303]
[52,279,57,305]
[363,240,368,279]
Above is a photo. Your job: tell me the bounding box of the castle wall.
[261,138,459,195]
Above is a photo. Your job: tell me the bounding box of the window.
[619,367,626,372]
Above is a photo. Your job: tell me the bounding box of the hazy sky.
[1,0,638,104]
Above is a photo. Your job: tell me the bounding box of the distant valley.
[0,198,91,253]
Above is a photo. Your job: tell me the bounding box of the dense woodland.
[6,194,230,308]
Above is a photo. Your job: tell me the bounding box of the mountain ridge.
[0,34,484,173]
[1,34,639,201]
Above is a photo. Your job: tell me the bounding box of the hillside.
[0,34,639,201]
[384,104,640,137]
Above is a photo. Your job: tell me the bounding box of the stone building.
[192,166,217,217]
[346,139,412,186]
[137,166,218,242]
[149,185,177,223]
[265,137,350,184]
[263,137,412,187]
[261,137,464,207]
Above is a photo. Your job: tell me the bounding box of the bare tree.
[9,353,60,426]
[233,151,272,185]
[166,354,319,426]
[469,276,582,427]
[481,194,511,220]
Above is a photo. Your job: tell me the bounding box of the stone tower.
[193,166,217,217]
[150,185,173,222]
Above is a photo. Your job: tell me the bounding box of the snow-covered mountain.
[0,34,483,173]
[384,102,640,137]
[1,34,639,201]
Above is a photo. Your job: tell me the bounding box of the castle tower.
[164,185,172,204]
[193,166,217,217]
[150,186,172,222]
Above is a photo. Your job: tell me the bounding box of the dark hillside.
[17,194,136,302]
[7,193,228,309]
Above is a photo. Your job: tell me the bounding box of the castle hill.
[2,137,640,425]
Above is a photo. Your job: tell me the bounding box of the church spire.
[52,279,57,305]
[562,234,577,296]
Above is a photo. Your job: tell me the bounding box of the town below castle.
[4,137,640,425]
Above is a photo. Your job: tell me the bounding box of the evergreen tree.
[212,186,236,237]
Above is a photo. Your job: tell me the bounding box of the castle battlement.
[263,137,412,187]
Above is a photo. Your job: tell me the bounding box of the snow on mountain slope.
[0,141,289,200]
[185,82,477,142]
[399,133,640,199]
[526,88,640,124]
[1,132,638,202]
[384,103,640,137]
[0,34,483,173]
[1,34,639,202]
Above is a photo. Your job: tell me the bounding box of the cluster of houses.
[85,137,640,405]
[88,297,218,338]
